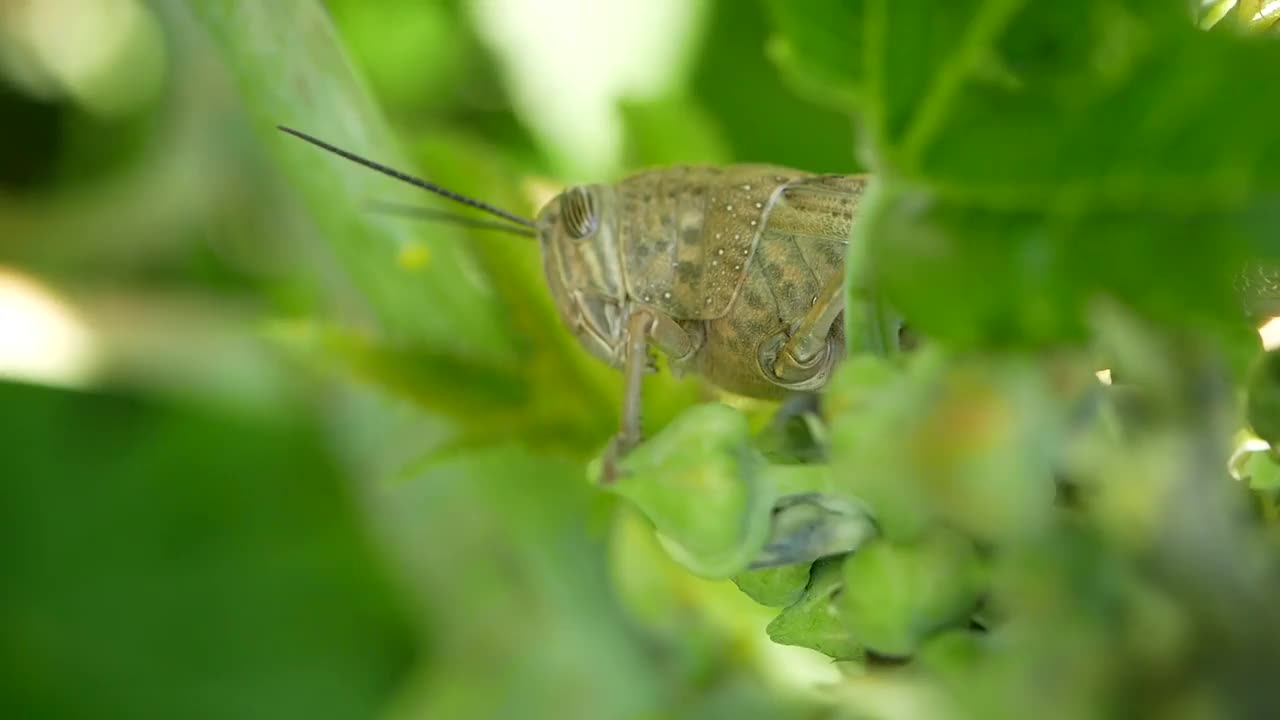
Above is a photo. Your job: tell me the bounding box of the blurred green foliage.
[6,1,1280,719]
[0,382,418,719]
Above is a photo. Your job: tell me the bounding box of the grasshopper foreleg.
[601,310,656,484]
[600,309,700,484]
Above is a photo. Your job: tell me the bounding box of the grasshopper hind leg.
[770,271,846,390]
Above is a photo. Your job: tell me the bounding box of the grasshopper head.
[270,127,635,368]
[535,184,629,367]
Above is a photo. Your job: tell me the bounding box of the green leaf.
[0,382,418,719]
[826,353,941,541]
[693,0,861,172]
[593,403,777,579]
[837,0,1280,344]
[185,0,517,360]
[830,348,1070,546]
[761,0,866,108]
[865,1,1280,200]
[866,0,1015,159]
[867,188,1270,346]
[766,557,864,661]
[733,563,813,607]
[619,97,733,168]
[917,628,987,676]
[839,530,984,658]
[910,358,1065,544]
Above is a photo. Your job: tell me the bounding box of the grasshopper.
[278,127,906,480]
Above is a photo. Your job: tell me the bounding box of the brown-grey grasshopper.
[278,127,903,480]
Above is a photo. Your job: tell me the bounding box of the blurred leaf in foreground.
[0,381,419,719]
[773,0,1280,350]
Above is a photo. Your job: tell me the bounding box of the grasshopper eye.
[561,186,599,239]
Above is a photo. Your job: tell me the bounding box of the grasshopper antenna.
[365,200,536,238]
[277,125,537,230]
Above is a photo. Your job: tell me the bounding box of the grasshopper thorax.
[536,183,630,368]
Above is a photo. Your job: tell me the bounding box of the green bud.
[590,403,775,579]
[839,529,984,658]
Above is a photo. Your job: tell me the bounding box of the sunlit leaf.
[186,0,517,360]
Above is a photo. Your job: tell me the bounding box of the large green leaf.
[761,0,865,109]
[773,0,1280,348]
[694,0,861,172]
